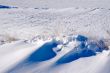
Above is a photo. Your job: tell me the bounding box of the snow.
[0,8,110,41]
[0,35,109,73]
[2,40,109,73]
[0,0,110,73]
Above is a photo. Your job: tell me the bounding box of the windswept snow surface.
[0,3,110,73]
[0,37,109,73]
[0,8,110,41]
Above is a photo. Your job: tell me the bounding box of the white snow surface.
[0,1,110,73]
[0,39,109,73]
[0,8,110,41]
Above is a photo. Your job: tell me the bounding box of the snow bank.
[56,35,109,64]
[0,35,109,73]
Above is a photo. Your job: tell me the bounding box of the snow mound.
[56,35,109,64]
[0,35,109,73]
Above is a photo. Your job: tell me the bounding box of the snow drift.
[4,35,109,73]
[56,35,109,64]
[0,3,110,73]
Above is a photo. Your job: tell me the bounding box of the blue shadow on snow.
[26,40,59,63]
[6,40,59,73]
[55,35,108,65]
[0,5,11,9]
[55,46,96,65]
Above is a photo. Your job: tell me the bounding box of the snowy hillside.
[0,0,110,73]
[0,8,110,42]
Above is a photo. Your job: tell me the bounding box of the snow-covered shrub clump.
[56,35,109,64]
